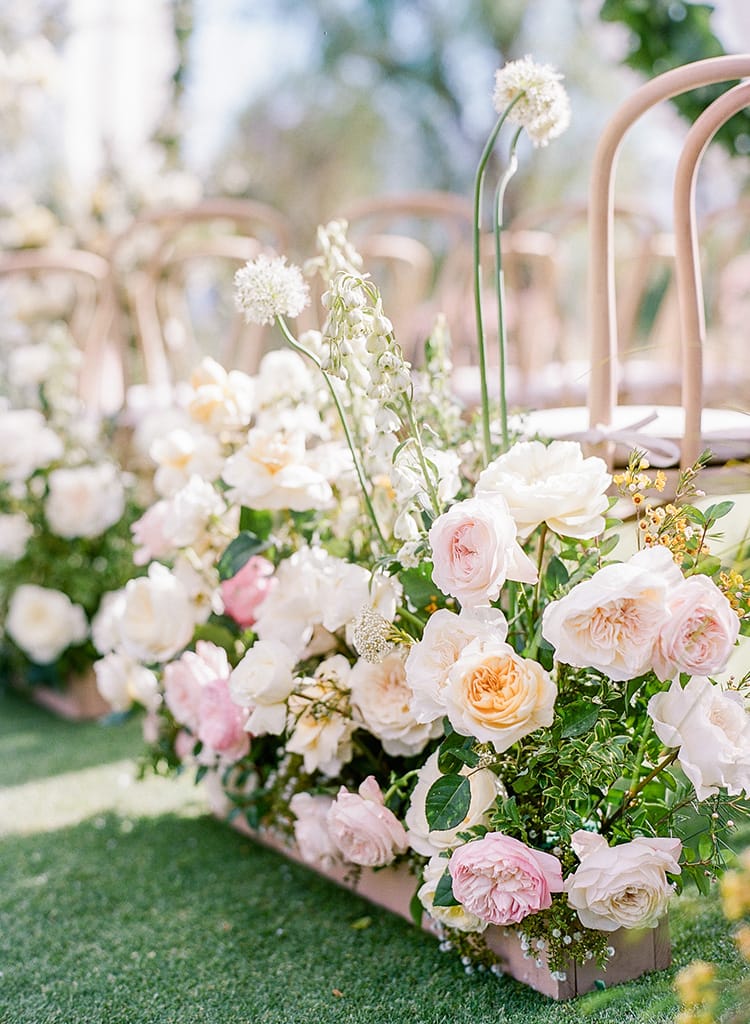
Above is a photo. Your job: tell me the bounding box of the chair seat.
[517,403,750,467]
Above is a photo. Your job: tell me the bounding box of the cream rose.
[6,584,88,663]
[327,776,408,867]
[428,495,537,608]
[418,855,487,933]
[93,652,160,712]
[350,652,442,757]
[476,439,611,539]
[648,675,750,800]
[286,656,354,776]
[653,575,740,681]
[405,751,504,858]
[290,792,339,870]
[564,830,681,931]
[186,357,254,432]
[542,546,681,681]
[44,463,125,539]
[118,563,196,664]
[405,607,508,724]
[444,639,556,752]
[151,428,224,498]
[222,427,333,511]
[229,638,297,735]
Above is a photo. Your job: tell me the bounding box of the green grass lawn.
[0,691,747,1024]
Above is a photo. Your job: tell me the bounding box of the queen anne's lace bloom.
[493,56,571,147]
[234,254,310,325]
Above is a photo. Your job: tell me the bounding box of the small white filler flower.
[493,55,571,146]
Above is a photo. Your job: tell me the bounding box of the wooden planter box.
[18,668,110,721]
[223,814,671,1000]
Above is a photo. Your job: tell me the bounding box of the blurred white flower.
[234,254,309,325]
[0,512,33,560]
[7,584,88,664]
[45,463,125,539]
[493,56,571,147]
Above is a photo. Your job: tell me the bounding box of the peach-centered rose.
[444,639,556,752]
[326,776,408,867]
[428,495,537,608]
[220,555,276,629]
[653,574,739,681]
[449,833,563,926]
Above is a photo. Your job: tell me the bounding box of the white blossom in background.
[91,588,127,655]
[93,651,160,713]
[303,219,363,282]
[222,427,333,512]
[150,427,224,498]
[117,563,196,664]
[0,409,63,481]
[234,254,309,325]
[44,462,126,539]
[0,511,33,560]
[6,584,88,664]
[493,56,571,147]
[161,475,226,550]
[185,357,255,433]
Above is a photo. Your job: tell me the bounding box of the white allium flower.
[492,56,571,147]
[234,254,310,325]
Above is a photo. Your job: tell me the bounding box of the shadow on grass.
[1,808,744,1024]
[0,689,144,788]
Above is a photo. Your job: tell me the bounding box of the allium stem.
[402,393,442,517]
[274,315,387,549]
[472,94,523,464]
[493,127,522,452]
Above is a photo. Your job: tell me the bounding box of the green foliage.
[216,530,268,581]
[425,774,472,831]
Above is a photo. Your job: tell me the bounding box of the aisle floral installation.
[94,57,749,998]
[0,323,142,715]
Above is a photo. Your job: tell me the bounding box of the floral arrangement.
[95,57,749,983]
[0,322,142,689]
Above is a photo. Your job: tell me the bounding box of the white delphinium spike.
[234,254,310,325]
[492,56,571,147]
[304,219,363,282]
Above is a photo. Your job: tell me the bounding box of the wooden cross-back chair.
[523,55,750,474]
[0,247,122,415]
[110,198,291,389]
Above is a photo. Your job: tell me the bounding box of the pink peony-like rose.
[163,641,232,732]
[327,776,408,867]
[290,792,338,870]
[564,830,681,931]
[448,833,563,926]
[541,546,681,681]
[653,574,740,681]
[197,679,250,763]
[429,495,537,608]
[220,555,276,629]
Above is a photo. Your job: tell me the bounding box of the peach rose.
[444,639,556,752]
[541,546,681,681]
[653,574,740,681]
[428,495,537,608]
[220,555,276,629]
[449,833,563,926]
[326,776,408,867]
[564,830,681,931]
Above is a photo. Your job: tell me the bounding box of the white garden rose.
[93,652,160,712]
[161,475,226,549]
[118,563,196,664]
[6,584,88,663]
[444,638,557,752]
[418,855,488,933]
[405,607,508,724]
[405,751,505,858]
[429,495,537,608]
[648,675,750,800]
[229,638,297,735]
[186,357,254,432]
[90,589,126,654]
[222,427,333,512]
[0,409,63,481]
[350,652,442,757]
[44,463,125,539]
[652,574,740,681]
[0,512,33,560]
[564,831,681,931]
[150,427,224,497]
[542,546,681,681]
[476,439,611,539]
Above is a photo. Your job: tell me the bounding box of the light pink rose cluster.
[326,776,408,867]
[289,792,338,871]
[564,830,681,931]
[448,833,563,926]
[220,555,276,629]
[542,547,738,682]
[163,641,250,764]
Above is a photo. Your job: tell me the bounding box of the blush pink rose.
[653,574,740,680]
[163,641,232,732]
[326,776,408,867]
[290,792,338,870]
[196,678,250,763]
[448,832,563,926]
[131,500,173,566]
[220,555,277,629]
[428,496,537,608]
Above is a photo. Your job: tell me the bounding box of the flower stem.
[274,315,387,549]
[494,127,522,452]
[396,604,425,635]
[601,748,680,834]
[402,392,442,517]
[472,95,523,464]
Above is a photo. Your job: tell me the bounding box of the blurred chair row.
[0,149,748,448]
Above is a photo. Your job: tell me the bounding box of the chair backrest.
[587,54,750,466]
[110,198,290,387]
[0,247,122,415]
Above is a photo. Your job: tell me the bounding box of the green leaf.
[217,531,267,581]
[400,564,445,611]
[350,916,372,931]
[425,774,471,831]
[703,501,734,523]
[560,699,600,738]
[545,556,569,590]
[239,506,273,539]
[512,772,536,794]
[432,869,460,908]
[409,888,424,926]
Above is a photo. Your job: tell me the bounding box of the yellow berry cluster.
[718,567,750,622]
